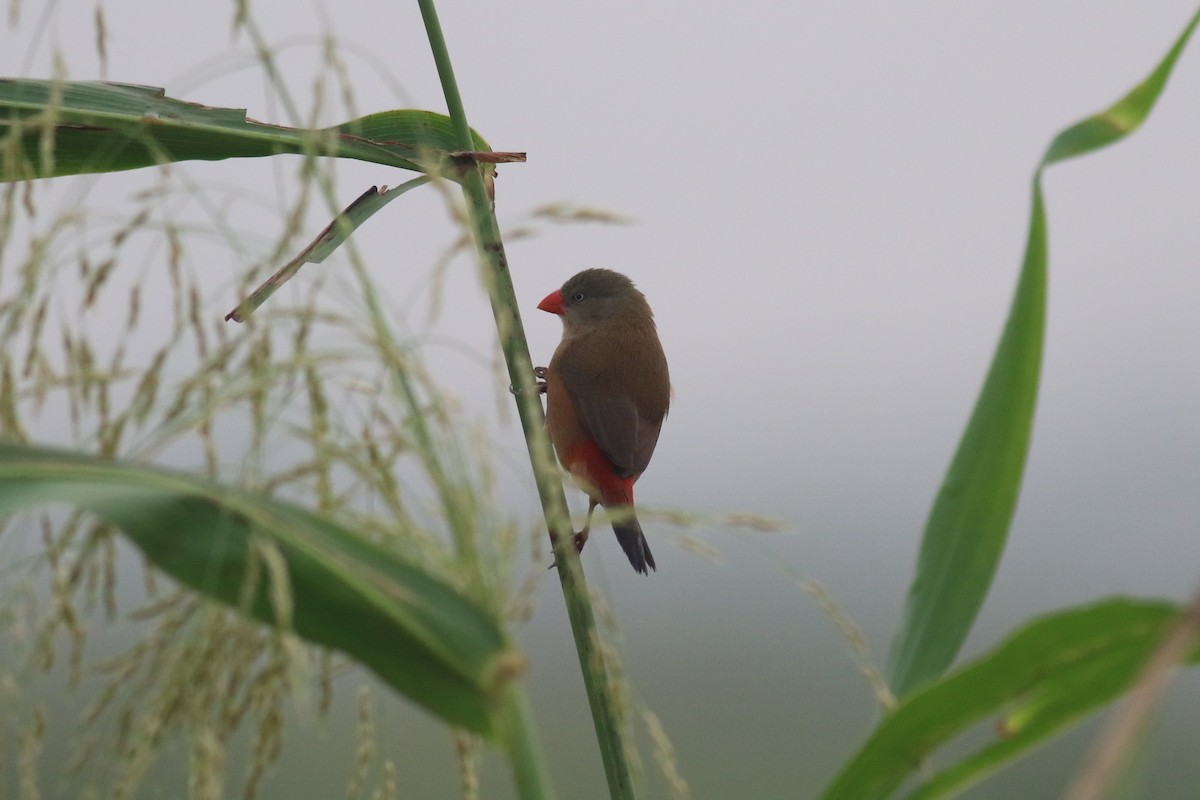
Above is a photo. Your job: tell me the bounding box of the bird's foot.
[546,526,590,570]
[509,366,549,396]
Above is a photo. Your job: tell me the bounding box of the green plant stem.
[416,2,638,799]
[501,686,558,800]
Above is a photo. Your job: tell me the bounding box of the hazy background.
[3,2,1200,798]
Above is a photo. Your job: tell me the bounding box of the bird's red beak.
[537,289,566,316]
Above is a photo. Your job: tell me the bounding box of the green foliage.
[0,78,490,180]
[226,179,433,322]
[825,599,1200,800]
[0,441,516,737]
[886,5,1200,698]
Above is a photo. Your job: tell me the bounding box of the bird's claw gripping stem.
[546,527,591,571]
[509,366,549,396]
[546,501,594,570]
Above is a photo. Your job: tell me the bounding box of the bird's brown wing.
[557,336,667,478]
[564,389,662,478]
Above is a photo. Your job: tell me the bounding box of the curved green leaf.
[886,6,1200,697]
[824,599,1200,800]
[0,78,497,180]
[0,441,517,738]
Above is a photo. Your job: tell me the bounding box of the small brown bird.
[537,269,670,574]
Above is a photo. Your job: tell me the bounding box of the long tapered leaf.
[886,6,1200,697]
[0,78,510,180]
[0,441,518,737]
[225,179,431,322]
[824,598,1200,800]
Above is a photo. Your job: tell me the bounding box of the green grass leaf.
[0,441,518,738]
[225,178,431,322]
[0,78,497,180]
[824,598,1199,800]
[886,6,1200,697]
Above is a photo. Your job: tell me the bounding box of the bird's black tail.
[612,508,656,574]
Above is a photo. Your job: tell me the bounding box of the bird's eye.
[572,292,586,302]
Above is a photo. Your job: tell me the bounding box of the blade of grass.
[224,178,430,322]
[1064,586,1200,800]
[0,441,517,738]
[886,5,1200,697]
[0,78,517,180]
[822,598,1200,800]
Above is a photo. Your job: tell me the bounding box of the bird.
[536,268,670,574]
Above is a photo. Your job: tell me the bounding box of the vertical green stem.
[415,2,637,798]
[501,686,558,800]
